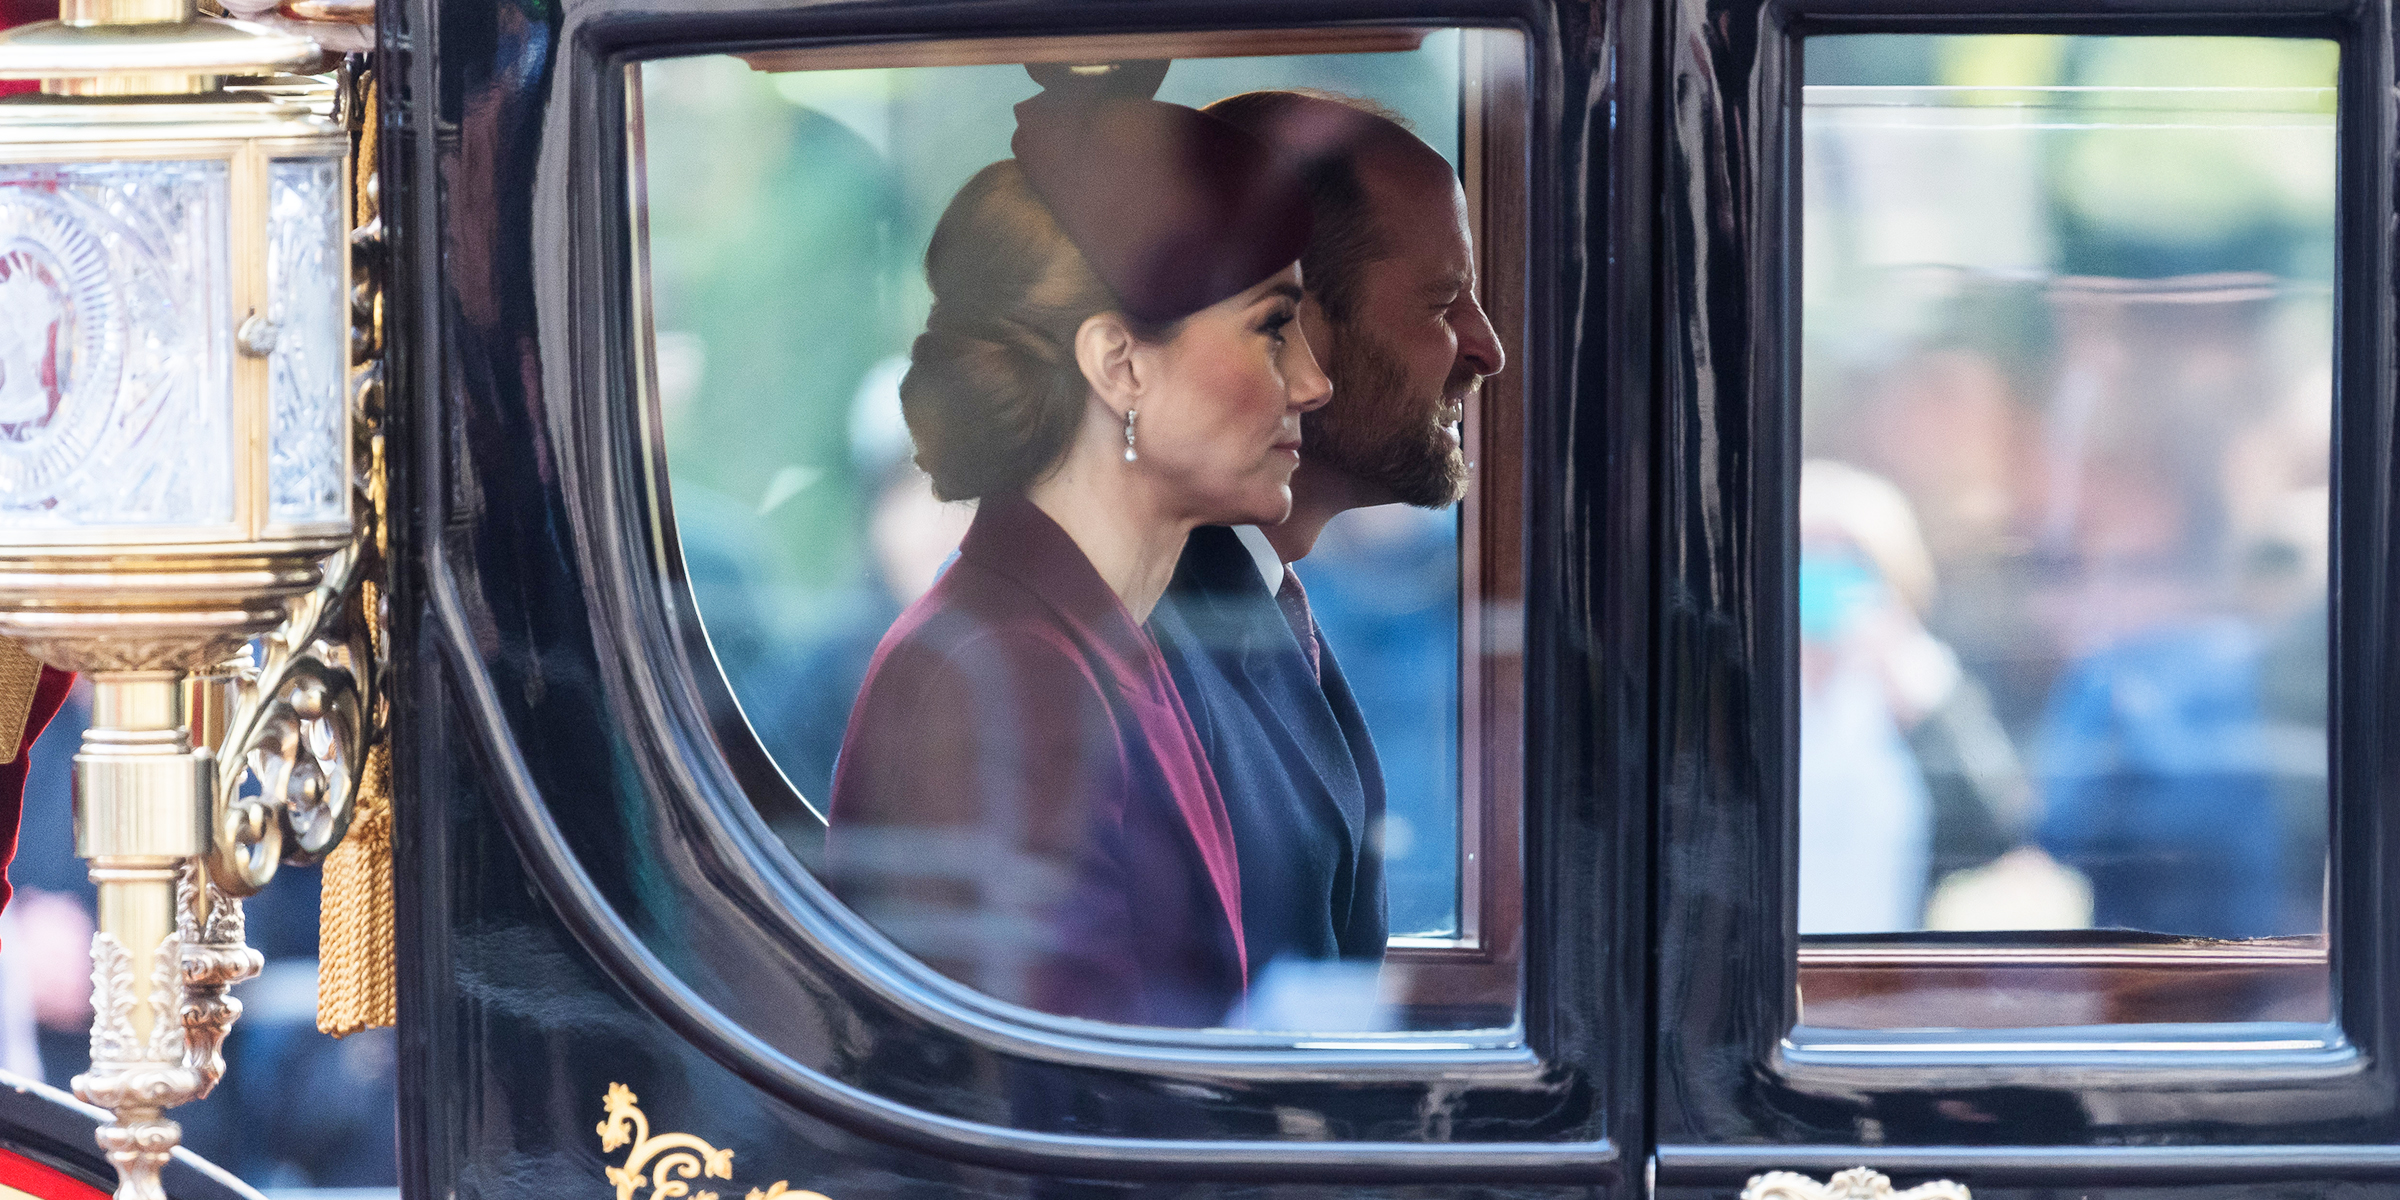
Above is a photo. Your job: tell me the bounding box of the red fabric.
[0,0,44,96]
[1273,566,1320,684]
[0,667,74,920]
[0,1145,109,1200]
[826,496,1248,1027]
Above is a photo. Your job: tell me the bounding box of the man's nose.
[1455,295,1505,379]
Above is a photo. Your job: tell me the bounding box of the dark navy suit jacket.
[1150,525,1387,973]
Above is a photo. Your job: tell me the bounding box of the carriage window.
[1797,35,2335,1030]
[632,29,1525,1032]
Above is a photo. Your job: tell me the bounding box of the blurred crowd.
[2,681,399,1188]
[1797,36,2336,941]
[1799,276,2330,940]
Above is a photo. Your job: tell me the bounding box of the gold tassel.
[0,638,41,765]
[318,70,396,1038]
[317,739,395,1036]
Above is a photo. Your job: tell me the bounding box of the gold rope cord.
[0,638,40,765]
[318,70,395,1037]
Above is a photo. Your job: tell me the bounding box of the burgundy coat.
[825,496,1247,1027]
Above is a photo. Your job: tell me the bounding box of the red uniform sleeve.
[0,667,76,921]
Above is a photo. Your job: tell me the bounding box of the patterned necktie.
[1276,564,1321,684]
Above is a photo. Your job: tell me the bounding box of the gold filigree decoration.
[597,1084,828,1200]
[316,60,397,1037]
[1744,1168,1970,1200]
[213,61,387,904]
[177,862,262,1096]
[74,931,205,1200]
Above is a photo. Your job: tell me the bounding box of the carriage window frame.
[1649,2,2400,1171]
[1773,24,2364,1069]
[625,23,1532,1037]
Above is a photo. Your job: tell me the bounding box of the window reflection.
[1798,37,2334,962]
[637,32,1518,1031]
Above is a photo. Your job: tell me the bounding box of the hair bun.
[898,162,1108,502]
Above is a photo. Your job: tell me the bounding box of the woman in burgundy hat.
[823,62,1331,1028]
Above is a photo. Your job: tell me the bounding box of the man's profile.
[1148,89,1505,1010]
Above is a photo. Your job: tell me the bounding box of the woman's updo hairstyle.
[900,60,1314,502]
[901,161,1136,502]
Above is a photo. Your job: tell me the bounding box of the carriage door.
[390,0,1656,1195]
[1646,0,2400,1194]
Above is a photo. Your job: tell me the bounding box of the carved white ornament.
[1743,1168,1971,1200]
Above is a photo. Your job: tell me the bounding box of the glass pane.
[0,159,233,528]
[638,30,1519,1031]
[266,155,350,526]
[1797,35,2333,1028]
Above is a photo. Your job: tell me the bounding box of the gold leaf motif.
[597,1083,829,1200]
[746,1181,830,1200]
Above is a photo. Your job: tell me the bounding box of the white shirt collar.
[1230,524,1285,594]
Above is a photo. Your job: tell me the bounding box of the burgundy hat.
[1010,61,1313,326]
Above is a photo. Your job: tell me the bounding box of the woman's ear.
[1074,312,1142,416]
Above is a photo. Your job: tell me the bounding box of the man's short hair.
[1203,90,1438,324]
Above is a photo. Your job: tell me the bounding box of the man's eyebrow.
[1426,270,1473,296]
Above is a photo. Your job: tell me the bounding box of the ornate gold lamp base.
[65,676,228,1200]
[48,666,288,1198]
[0,0,372,1182]
[62,671,270,1200]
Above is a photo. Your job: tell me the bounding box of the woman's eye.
[1260,313,1293,342]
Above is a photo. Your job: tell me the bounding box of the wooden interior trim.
[1801,943,2328,968]
[737,27,1433,74]
[1389,27,1528,1021]
[1797,950,2332,1029]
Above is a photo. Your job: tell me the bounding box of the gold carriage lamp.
[0,1,350,1197]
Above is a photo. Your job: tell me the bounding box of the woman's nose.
[1288,328,1334,412]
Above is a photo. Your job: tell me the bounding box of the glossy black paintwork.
[374,0,2400,1189]
[1648,0,2400,1190]
[383,0,1646,1193]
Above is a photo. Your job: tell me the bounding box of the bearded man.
[1148,90,1504,992]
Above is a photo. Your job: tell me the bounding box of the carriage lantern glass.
[0,1,350,1197]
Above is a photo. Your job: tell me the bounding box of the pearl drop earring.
[1123,409,1138,463]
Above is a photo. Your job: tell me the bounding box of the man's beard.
[1305,321,1472,509]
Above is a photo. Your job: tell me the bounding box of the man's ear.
[1075,312,1142,416]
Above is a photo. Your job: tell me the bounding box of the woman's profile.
[823,61,1331,1028]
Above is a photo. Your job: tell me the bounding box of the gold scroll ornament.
[598,1083,829,1200]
